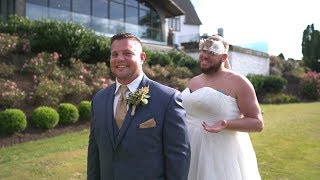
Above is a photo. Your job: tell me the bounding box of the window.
[26,0,49,19]
[49,0,71,21]
[138,2,150,26]
[168,16,180,31]
[126,0,137,7]
[72,0,90,15]
[26,0,47,6]
[126,6,138,24]
[92,0,108,18]
[50,0,70,11]
[24,0,163,41]
[72,0,90,28]
[112,0,124,3]
[110,1,124,22]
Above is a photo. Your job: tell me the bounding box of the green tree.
[302,24,320,72]
[278,53,285,60]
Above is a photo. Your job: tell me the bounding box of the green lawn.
[0,102,319,179]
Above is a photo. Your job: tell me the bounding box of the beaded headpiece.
[199,38,226,55]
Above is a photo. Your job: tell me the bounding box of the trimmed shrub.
[32,106,59,129]
[78,101,91,121]
[301,82,319,100]
[247,74,265,95]
[58,103,79,124]
[263,75,287,93]
[0,109,27,134]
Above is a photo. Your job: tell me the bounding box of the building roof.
[172,0,202,25]
[149,0,185,17]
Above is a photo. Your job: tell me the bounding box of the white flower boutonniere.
[127,86,150,116]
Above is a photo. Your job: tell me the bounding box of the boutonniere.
[127,86,150,116]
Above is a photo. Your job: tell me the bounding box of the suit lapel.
[105,84,116,150]
[115,75,150,149]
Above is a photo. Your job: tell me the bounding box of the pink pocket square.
[139,118,156,128]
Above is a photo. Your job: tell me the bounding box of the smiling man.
[181,35,264,180]
[87,33,191,180]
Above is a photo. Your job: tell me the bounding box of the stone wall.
[228,45,269,76]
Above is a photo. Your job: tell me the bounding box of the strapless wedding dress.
[182,87,261,180]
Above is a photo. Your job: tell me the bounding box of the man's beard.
[199,60,222,74]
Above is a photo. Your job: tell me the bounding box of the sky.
[190,0,320,59]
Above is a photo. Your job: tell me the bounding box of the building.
[1,0,191,45]
[166,0,202,48]
[1,0,268,76]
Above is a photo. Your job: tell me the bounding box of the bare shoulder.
[188,75,202,88]
[225,70,253,88]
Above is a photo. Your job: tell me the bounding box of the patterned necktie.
[115,85,129,128]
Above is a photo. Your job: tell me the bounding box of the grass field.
[0,102,319,179]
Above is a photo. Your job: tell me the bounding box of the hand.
[202,120,228,133]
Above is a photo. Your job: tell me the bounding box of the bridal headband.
[199,38,226,55]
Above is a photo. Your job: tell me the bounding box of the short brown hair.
[110,33,142,47]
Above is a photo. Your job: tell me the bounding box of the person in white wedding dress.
[182,35,264,180]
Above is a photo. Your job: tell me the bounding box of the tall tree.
[302,24,320,72]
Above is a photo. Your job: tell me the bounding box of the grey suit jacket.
[87,75,190,180]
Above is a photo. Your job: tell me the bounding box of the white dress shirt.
[113,74,144,115]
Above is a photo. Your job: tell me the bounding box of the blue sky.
[190,0,319,59]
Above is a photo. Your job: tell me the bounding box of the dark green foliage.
[30,20,96,65]
[263,75,287,93]
[147,51,173,66]
[247,74,288,102]
[32,106,59,129]
[278,53,285,60]
[262,93,299,104]
[0,15,111,66]
[76,33,111,65]
[58,103,79,124]
[144,49,199,76]
[78,101,91,121]
[0,15,33,36]
[301,82,319,100]
[167,50,200,75]
[0,109,27,134]
[0,63,15,77]
[302,24,320,72]
[247,74,265,95]
[0,17,3,26]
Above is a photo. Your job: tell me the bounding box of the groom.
[87,33,191,180]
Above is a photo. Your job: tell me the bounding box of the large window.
[72,0,90,28]
[0,0,16,21]
[26,0,48,19]
[72,0,90,15]
[49,0,71,21]
[0,1,2,16]
[125,0,138,25]
[92,0,108,18]
[110,1,124,22]
[25,0,163,42]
